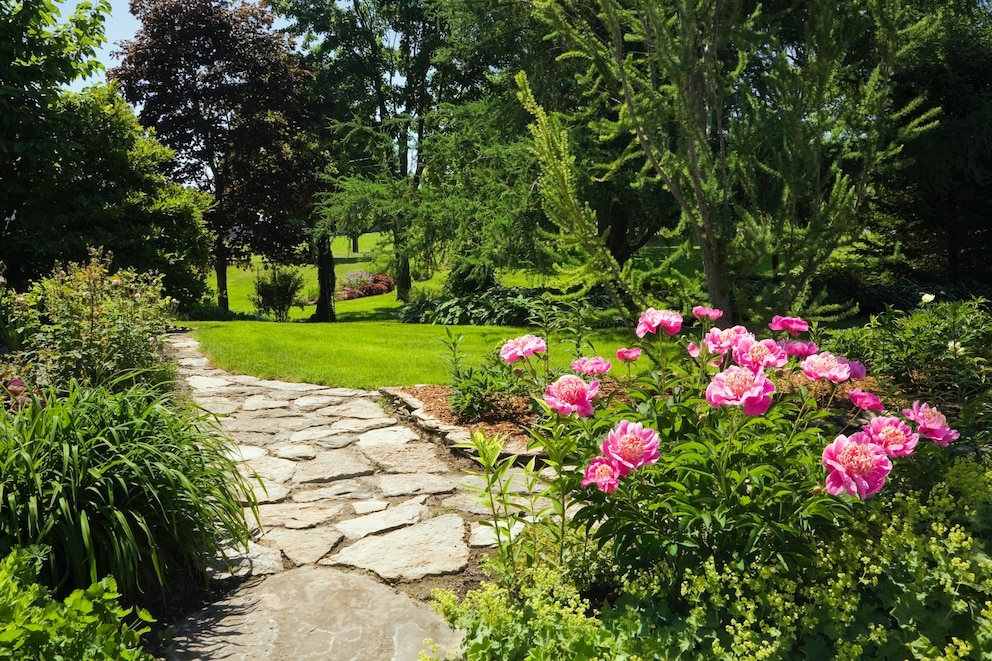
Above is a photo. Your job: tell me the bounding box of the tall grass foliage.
[0,381,259,603]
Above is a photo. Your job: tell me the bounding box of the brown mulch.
[396,384,535,446]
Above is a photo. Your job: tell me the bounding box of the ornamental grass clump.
[0,380,259,605]
[438,304,986,660]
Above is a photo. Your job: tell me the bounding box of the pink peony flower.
[902,401,960,447]
[801,352,852,383]
[687,342,701,358]
[822,433,892,499]
[840,358,867,380]
[848,388,883,412]
[703,325,749,356]
[705,366,776,416]
[636,308,683,338]
[768,315,810,336]
[732,335,787,369]
[581,456,623,493]
[616,347,642,363]
[692,305,724,322]
[572,356,612,375]
[499,334,547,363]
[862,416,918,457]
[601,420,661,475]
[779,340,819,358]
[544,374,599,417]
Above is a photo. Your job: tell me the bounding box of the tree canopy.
[111,0,320,311]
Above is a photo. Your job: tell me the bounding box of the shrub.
[336,271,394,300]
[0,381,259,604]
[432,304,986,659]
[0,547,154,660]
[11,251,175,389]
[249,264,305,322]
[823,297,992,442]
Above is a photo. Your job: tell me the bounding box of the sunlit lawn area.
[189,320,631,389]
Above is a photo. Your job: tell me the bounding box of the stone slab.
[292,450,375,484]
[187,375,232,390]
[351,500,389,515]
[378,473,457,497]
[333,499,429,541]
[259,527,344,566]
[243,395,291,411]
[325,514,469,581]
[292,395,343,411]
[240,455,298,484]
[355,425,421,448]
[317,399,390,420]
[170,567,461,661]
[358,442,451,474]
[327,417,397,435]
[257,502,346,530]
[271,444,317,461]
[291,480,373,502]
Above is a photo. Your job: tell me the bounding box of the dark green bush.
[249,264,305,322]
[0,547,154,660]
[0,381,259,604]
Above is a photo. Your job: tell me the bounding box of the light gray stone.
[325,514,468,581]
[272,444,317,461]
[289,427,341,444]
[356,425,421,447]
[170,567,461,661]
[317,399,389,420]
[291,480,371,502]
[327,417,397,434]
[212,540,285,578]
[311,434,357,450]
[322,387,375,398]
[333,498,429,540]
[378,473,457,497]
[351,500,389,515]
[291,394,343,411]
[441,492,492,516]
[444,429,472,445]
[292,450,375,484]
[222,415,320,435]
[224,445,267,462]
[256,379,326,392]
[468,520,524,548]
[257,502,345,530]
[245,482,291,505]
[179,356,209,367]
[187,375,232,390]
[259,527,344,565]
[243,395,291,411]
[358,442,451,474]
[241,455,298,484]
[191,396,241,415]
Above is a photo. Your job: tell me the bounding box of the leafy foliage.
[1,0,109,223]
[249,264,305,322]
[0,548,154,661]
[0,84,212,307]
[10,252,175,389]
[0,382,259,604]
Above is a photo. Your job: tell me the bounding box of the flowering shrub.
[336,271,394,300]
[9,252,175,389]
[437,304,982,660]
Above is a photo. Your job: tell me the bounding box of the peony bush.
[435,304,991,660]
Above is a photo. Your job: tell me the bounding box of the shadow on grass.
[332,308,401,323]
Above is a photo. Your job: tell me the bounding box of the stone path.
[165,333,498,660]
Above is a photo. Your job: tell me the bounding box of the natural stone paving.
[164,333,493,660]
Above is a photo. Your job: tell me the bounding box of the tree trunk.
[351,234,360,254]
[311,234,336,322]
[395,250,411,302]
[695,225,733,321]
[214,237,230,313]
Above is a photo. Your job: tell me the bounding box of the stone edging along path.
[164,333,505,661]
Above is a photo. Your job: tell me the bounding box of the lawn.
[188,320,632,389]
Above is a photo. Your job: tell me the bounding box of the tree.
[867,1,992,286]
[533,0,936,320]
[111,0,320,311]
[1,0,109,236]
[270,0,451,302]
[0,84,213,305]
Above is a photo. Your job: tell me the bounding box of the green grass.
[188,320,631,389]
